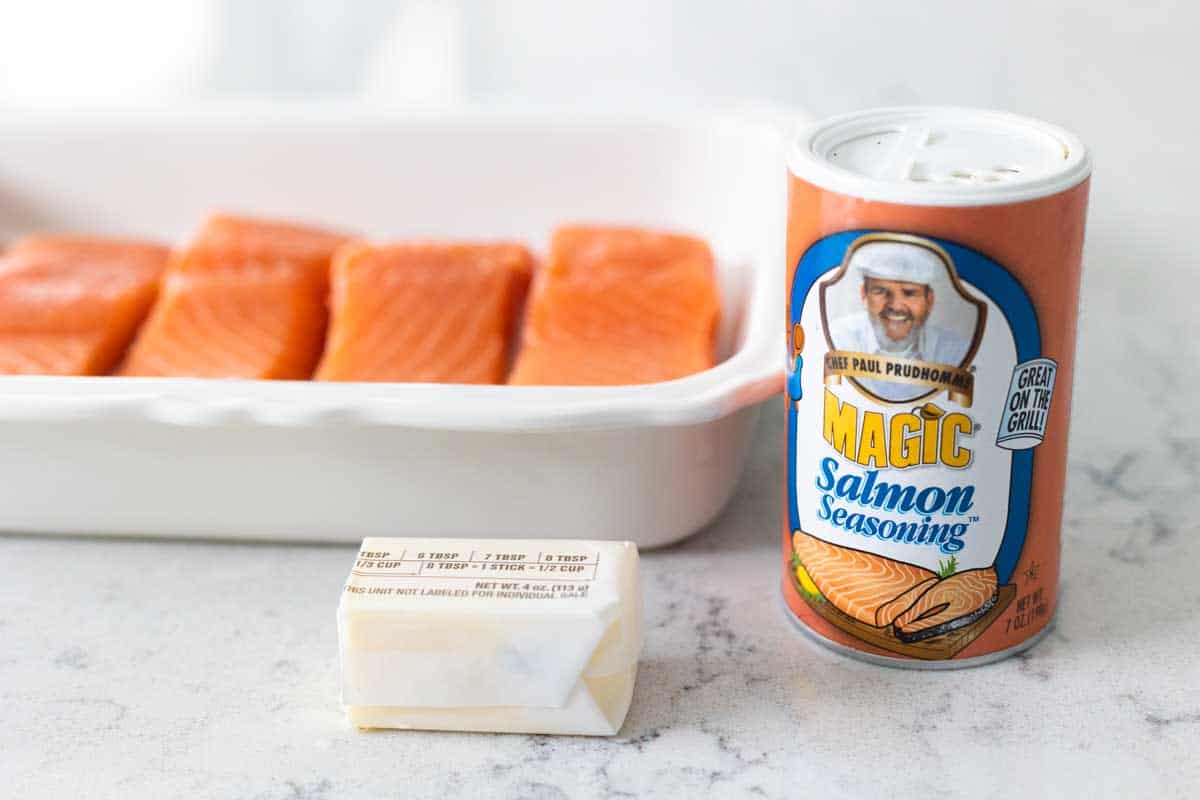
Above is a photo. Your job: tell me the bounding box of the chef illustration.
[828,240,971,402]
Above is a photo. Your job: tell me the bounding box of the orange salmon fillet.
[894,567,998,641]
[0,235,169,375]
[791,531,937,626]
[874,576,939,627]
[508,225,720,386]
[119,214,351,379]
[315,242,533,383]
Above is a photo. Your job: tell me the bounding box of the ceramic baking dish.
[0,109,789,548]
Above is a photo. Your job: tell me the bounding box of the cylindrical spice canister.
[782,107,1091,667]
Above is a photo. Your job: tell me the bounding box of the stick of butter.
[338,537,642,736]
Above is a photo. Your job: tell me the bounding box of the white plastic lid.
[788,106,1091,206]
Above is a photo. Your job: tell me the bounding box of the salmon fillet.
[315,242,533,383]
[508,225,720,386]
[792,531,937,626]
[893,567,999,642]
[186,214,352,259]
[120,214,351,379]
[0,235,169,375]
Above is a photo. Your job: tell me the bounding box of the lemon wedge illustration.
[793,559,821,597]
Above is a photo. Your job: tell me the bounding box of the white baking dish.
[0,109,789,548]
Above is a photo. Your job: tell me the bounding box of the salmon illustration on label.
[787,231,1055,659]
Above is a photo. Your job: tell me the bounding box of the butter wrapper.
[338,537,642,736]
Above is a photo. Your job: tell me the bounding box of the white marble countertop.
[3,278,1199,799]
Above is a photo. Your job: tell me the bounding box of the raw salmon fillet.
[120,215,351,379]
[508,225,720,386]
[791,531,937,626]
[315,242,534,383]
[893,567,999,642]
[0,235,169,375]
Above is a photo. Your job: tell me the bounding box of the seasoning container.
[783,107,1090,667]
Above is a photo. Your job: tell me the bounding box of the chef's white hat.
[848,240,942,285]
